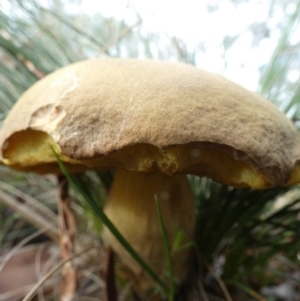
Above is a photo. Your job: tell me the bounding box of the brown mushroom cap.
[1,58,300,188]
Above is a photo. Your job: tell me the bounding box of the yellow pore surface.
[2,129,273,189]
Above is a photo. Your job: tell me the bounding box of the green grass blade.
[52,148,167,292]
[155,197,174,301]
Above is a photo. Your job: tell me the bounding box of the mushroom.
[1,58,300,298]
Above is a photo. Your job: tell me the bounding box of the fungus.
[1,58,300,298]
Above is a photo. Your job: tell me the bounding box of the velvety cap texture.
[1,58,300,188]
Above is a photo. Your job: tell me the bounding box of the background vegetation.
[0,0,300,300]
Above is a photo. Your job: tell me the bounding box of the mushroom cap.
[0,58,300,188]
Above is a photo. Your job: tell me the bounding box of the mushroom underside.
[2,129,298,189]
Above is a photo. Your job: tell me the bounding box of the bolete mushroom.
[1,58,300,298]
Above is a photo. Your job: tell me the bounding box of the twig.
[0,189,59,242]
[0,279,57,300]
[118,282,132,301]
[21,59,46,79]
[57,175,77,301]
[99,19,143,54]
[204,261,233,301]
[0,228,54,272]
[35,244,48,301]
[0,180,57,223]
[193,252,212,301]
[22,246,94,301]
[227,281,267,301]
[104,248,117,301]
[198,281,210,301]
[81,269,104,292]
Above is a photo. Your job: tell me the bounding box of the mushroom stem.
[103,170,195,296]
